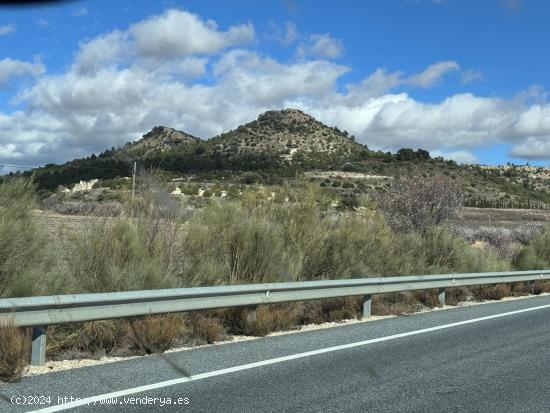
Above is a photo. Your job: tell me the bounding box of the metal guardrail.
[1,270,549,365]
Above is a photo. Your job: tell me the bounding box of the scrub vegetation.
[1,175,549,381]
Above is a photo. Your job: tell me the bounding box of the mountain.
[209,109,365,161]
[123,126,200,157]
[9,108,550,208]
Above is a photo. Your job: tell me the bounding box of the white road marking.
[29,302,550,412]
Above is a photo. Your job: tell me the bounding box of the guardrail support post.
[31,325,47,366]
[438,288,446,306]
[362,294,372,318]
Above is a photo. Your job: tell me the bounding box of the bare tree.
[376,176,465,232]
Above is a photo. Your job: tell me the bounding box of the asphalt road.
[2,295,550,413]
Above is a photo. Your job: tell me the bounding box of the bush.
[515,229,550,270]
[394,228,509,276]
[470,284,511,301]
[187,314,225,344]
[376,176,464,233]
[48,321,125,358]
[301,298,361,324]
[125,315,184,355]
[0,177,56,298]
[64,217,177,292]
[179,202,289,285]
[445,287,469,305]
[372,293,421,315]
[0,319,30,382]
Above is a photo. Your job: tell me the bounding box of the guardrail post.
[362,294,372,318]
[438,288,445,306]
[31,326,47,366]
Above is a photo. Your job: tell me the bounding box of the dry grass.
[470,283,511,301]
[445,287,470,306]
[187,313,225,344]
[219,304,303,337]
[301,297,361,324]
[0,319,30,382]
[251,304,303,336]
[48,321,125,359]
[125,315,184,355]
[372,293,422,315]
[530,280,550,295]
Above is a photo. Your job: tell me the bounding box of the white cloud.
[3,8,550,168]
[431,149,478,164]
[406,61,459,87]
[0,58,46,87]
[297,33,344,59]
[0,23,15,36]
[73,31,127,74]
[345,61,460,99]
[129,9,254,59]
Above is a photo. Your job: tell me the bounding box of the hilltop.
[7,108,550,208]
[209,109,365,161]
[123,126,200,157]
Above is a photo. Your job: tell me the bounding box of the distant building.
[71,179,99,192]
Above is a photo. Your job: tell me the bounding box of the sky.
[1,0,550,173]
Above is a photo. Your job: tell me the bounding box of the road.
[1,295,549,413]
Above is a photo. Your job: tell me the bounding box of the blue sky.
[1,0,550,172]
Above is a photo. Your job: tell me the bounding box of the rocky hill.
[11,108,550,208]
[208,109,365,161]
[123,126,200,157]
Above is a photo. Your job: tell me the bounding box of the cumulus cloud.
[129,9,254,59]
[2,8,550,168]
[0,58,46,88]
[296,33,344,59]
[73,31,127,74]
[0,23,15,36]
[345,62,459,99]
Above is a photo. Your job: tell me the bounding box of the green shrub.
[179,202,289,285]
[515,230,550,270]
[0,177,56,297]
[64,217,176,292]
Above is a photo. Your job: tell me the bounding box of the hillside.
[209,108,365,161]
[123,126,200,157]
[5,108,550,208]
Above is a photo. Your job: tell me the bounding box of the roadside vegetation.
[1,175,549,381]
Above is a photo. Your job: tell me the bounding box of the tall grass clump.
[394,227,510,276]
[515,229,550,270]
[0,319,30,382]
[0,177,56,297]
[179,201,290,285]
[64,216,178,292]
